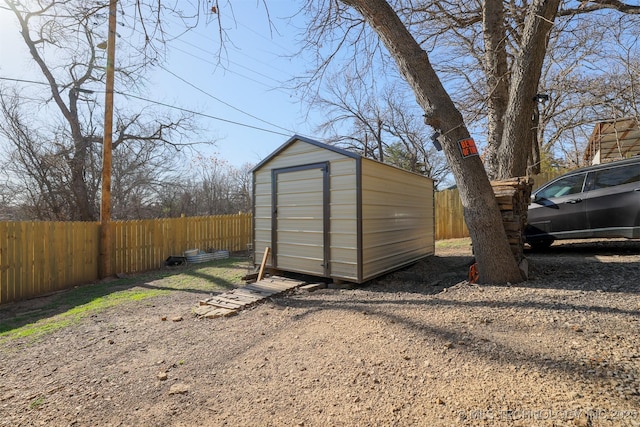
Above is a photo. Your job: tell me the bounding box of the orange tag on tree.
[468,262,479,283]
[458,138,479,158]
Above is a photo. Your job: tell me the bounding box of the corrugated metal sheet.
[360,158,434,281]
[585,118,640,164]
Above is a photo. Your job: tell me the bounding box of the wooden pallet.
[194,276,306,319]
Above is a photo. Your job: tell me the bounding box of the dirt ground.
[1,239,640,427]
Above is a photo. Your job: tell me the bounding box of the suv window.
[537,173,586,199]
[592,164,640,190]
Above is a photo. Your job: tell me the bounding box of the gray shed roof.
[252,135,360,172]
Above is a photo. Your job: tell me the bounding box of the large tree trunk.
[497,0,561,179]
[482,0,510,180]
[342,0,523,284]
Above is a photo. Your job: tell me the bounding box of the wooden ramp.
[194,276,306,319]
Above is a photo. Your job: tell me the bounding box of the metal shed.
[252,135,434,284]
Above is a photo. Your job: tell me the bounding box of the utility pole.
[100,0,117,279]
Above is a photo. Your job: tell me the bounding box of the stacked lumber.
[490,176,534,263]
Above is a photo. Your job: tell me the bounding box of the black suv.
[525,157,640,249]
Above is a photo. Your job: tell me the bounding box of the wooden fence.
[435,171,565,240]
[0,214,252,304]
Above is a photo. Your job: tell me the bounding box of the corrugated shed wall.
[360,159,435,281]
[327,157,359,281]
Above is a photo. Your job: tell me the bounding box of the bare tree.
[537,14,640,168]
[382,90,450,187]
[402,0,639,177]
[315,75,450,186]
[314,72,388,162]
[230,162,254,214]
[0,0,202,220]
[151,157,253,218]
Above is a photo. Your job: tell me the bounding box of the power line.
[114,30,298,135]
[157,65,295,134]
[118,21,294,92]
[114,24,297,134]
[158,42,287,90]
[116,92,292,137]
[0,75,294,137]
[0,76,54,86]
[150,20,295,81]
[168,42,285,87]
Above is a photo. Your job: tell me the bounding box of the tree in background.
[536,15,640,168]
[314,75,450,187]
[300,0,639,178]
[388,0,639,177]
[0,0,205,221]
[153,158,253,218]
[309,0,525,283]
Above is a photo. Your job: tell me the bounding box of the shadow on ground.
[357,239,640,295]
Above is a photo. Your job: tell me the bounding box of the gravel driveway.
[1,239,639,426]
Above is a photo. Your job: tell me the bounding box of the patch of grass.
[155,257,251,292]
[0,287,165,342]
[0,257,251,343]
[29,396,45,410]
[435,238,472,249]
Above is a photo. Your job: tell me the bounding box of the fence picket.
[0,222,8,303]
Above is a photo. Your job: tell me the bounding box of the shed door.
[272,163,330,277]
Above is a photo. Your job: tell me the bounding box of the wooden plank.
[72,222,82,284]
[17,222,26,299]
[232,288,274,298]
[261,281,301,291]
[201,298,243,310]
[256,279,304,291]
[202,300,241,310]
[248,282,291,292]
[257,246,270,281]
[194,306,236,318]
[209,294,253,307]
[243,284,279,295]
[230,287,272,298]
[223,291,264,303]
[0,222,8,304]
[255,283,295,293]
[264,277,303,286]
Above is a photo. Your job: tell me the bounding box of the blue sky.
[0,2,318,168]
